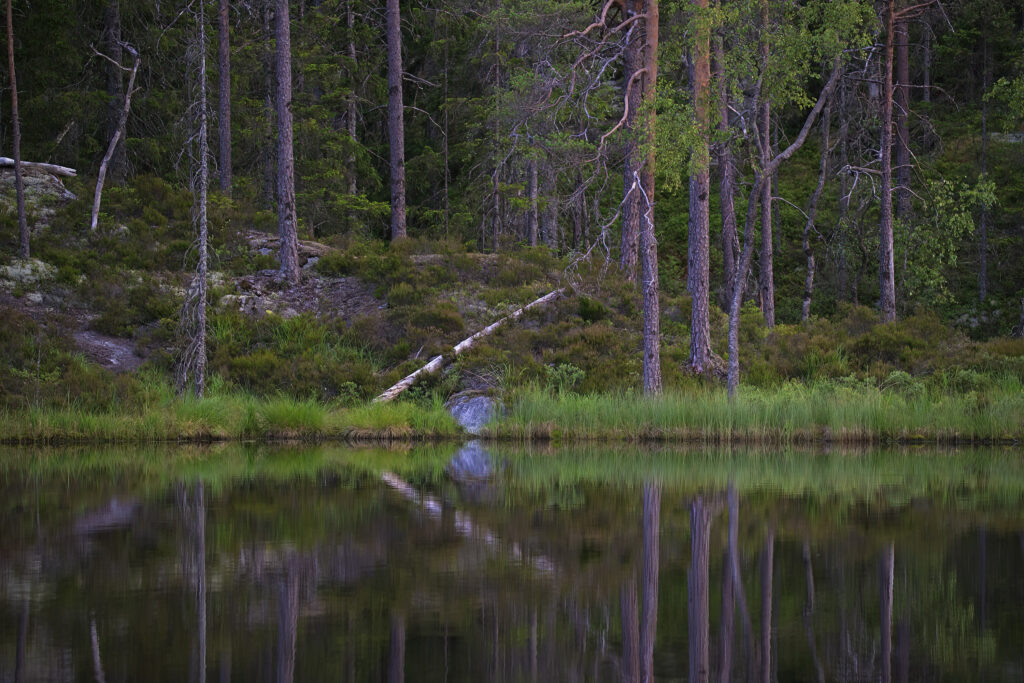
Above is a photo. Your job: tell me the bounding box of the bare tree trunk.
[640,484,660,681]
[688,0,713,372]
[802,102,831,321]
[275,0,300,285]
[727,60,841,397]
[619,6,643,281]
[621,573,640,683]
[879,0,897,322]
[640,0,662,395]
[91,618,108,683]
[346,0,357,198]
[103,0,126,186]
[177,2,210,398]
[895,17,910,224]
[758,0,775,328]
[6,0,26,257]
[979,34,990,302]
[880,543,894,683]
[715,24,738,306]
[387,0,407,240]
[374,289,566,402]
[689,498,712,683]
[528,156,539,246]
[91,43,140,232]
[217,0,231,196]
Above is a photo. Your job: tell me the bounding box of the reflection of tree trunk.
[219,647,231,683]
[759,531,774,683]
[14,599,27,683]
[640,484,660,681]
[530,608,539,683]
[880,543,894,683]
[276,563,299,683]
[621,573,640,683]
[802,541,825,683]
[896,618,909,683]
[389,612,406,683]
[719,543,734,683]
[90,617,108,683]
[727,485,754,677]
[689,498,712,683]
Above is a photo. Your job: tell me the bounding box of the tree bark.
[689,497,712,683]
[275,0,300,285]
[640,0,662,395]
[758,0,775,328]
[879,0,897,322]
[217,0,232,196]
[528,156,539,246]
[979,34,990,302]
[90,44,140,232]
[802,102,831,321]
[715,23,738,306]
[619,5,643,282]
[102,0,126,186]
[6,0,26,258]
[688,0,713,372]
[373,289,566,402]
[387,0,407,240]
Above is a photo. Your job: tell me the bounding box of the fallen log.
[373,288,567,403]
[0,157,77,177]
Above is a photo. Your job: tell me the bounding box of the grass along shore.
[3,379,1024,445]
[491,381,1024,445]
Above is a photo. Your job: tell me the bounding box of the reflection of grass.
[492,444,1024,507]
[493,385,1024,444]
[0,392,461,445]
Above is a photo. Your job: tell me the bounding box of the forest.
[2,0,1024,442]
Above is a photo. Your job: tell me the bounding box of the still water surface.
[1,442,1023,682]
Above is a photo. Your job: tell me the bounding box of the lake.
[1,442,1023,681]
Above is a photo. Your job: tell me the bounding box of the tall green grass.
[494,381,1024,444]
[0,386,461,444]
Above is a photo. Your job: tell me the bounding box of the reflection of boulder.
[73,497,139,535]
[445,393,501,436]
[446,440,496,482]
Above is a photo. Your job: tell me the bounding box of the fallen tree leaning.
[373,288,567,403]
[0,158,76,177]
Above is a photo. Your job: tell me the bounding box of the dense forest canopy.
[2,0,1024,402]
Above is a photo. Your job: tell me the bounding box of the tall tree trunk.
[346,0,357,198]
[621,573,640,683]
[640,0,661,394]
[528,156,539,246]
[619,6,643,281]
[275,0,300,285]
[895,17,911,224]
[91,45,140,232]
[979,34,990,302]
[688,0,713,372]
[879,0,898,322]
[386,0,407,240]
[103,0,126,186]
[177,0,209,398]
[640,484,660,681]
[758,0,775,328]
[6,0,26,259]
[715,23,738,306]
[802,102,831,321]
[217,0,232,196]
[689,498,712,683]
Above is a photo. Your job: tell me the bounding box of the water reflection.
[1,442,1023,681]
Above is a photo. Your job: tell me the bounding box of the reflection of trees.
[689,497,711,683]
[640,484,660,682]
[177,481,207,683]
[276,559,298,683]
[388,612,405,683]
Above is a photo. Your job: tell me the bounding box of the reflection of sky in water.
[0,443,1022,681]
